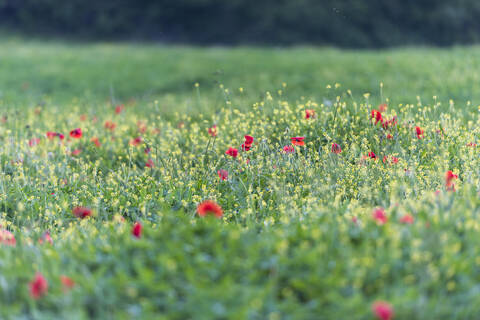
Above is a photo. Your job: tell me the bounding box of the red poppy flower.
[389,116,397,127]
[305,109,315,119]
[225,147,238,158]
[372,301,394,320]
[46,131,57,140]
[70,128,82,139]
[372,208,387,225]
[467,142,477,147]
[331,143,341,154]
[392,157,399,164]
[71,149,82,156]
[137,121,147,134]
[241,135,254,151]
[378,103,388,112]
[60,275,75,290]
[29,138,40,147]
[197,200,223,218]
[382,116,397,130]
[445,170,458,191]
[218,169,228,181]
[208,125,218,137]
[145,159,154,168]
[368,151,376,159]
[38,232,53,245]
[291,137,305,146]
[132,222,142,238]
[91,137,101,147]
[72,206,92,219]
[0,229,16,246]
[58,133,65,140]
[283,145,295,154]
[115,104,124,114]
[383,156,398,165]
[29,272,48,299]
[386,134,393,140]
[371,109,383,125]
[399,214,414,224]
[104,121,116,131]
[241,143,251,151]
[415,126,424,139]
[130,137,142,146]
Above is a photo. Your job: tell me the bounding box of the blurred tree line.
[1,0,480,47]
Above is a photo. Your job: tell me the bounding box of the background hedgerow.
[0,41,479,318]
[3,0,480,48]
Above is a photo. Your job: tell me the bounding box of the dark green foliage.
[2,0,480,47]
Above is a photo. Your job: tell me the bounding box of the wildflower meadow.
[1,40,480,319]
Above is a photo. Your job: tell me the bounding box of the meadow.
[0,39,480,319]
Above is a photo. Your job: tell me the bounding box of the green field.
[3,39,480,110]
[1,39,480,319]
